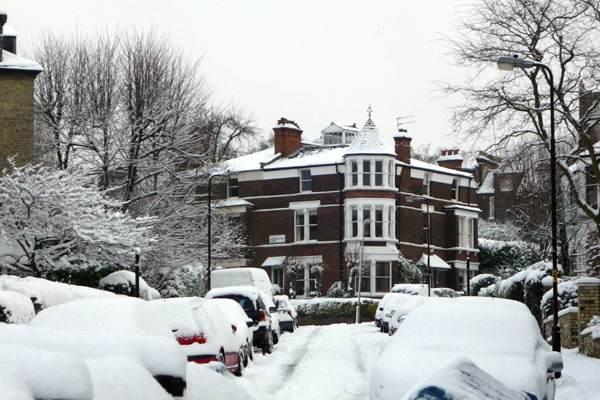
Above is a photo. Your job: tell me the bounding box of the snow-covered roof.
[477,172,495,195]
[345,118,396,157]
[444,205,482,213]
[215,199,254,208]
[3,25,16,36]
[437,153,464,162]
[321,122,359,133]
[0,50,42,72]
[267,145,346,169]
[408,158,474,178]
[418,253,451,269]
[262,256,286,267]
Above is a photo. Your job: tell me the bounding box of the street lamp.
[207,173,229,293]
[356,218,371,324]
[407,195,432,297]
[496,55,561,352]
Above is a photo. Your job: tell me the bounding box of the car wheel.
[243,344,249,368]
[290,322,295,332]
[273,330,279,345]
[262,331,273,355]
[248,341,254,361]
[234,352,244,377]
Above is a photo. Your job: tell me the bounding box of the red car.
[150,297,245,376]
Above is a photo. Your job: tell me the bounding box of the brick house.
[209,117,481,296]
[0,12,42,171]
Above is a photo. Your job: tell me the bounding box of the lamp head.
[497,55,535,71]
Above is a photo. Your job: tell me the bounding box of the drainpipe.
[468,177,472,206]
[336,162,345,285]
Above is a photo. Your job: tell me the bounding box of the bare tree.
[443,0,600,234]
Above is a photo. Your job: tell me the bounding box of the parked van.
[211,268,274,298]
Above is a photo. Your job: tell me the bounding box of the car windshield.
[214,295,255,312]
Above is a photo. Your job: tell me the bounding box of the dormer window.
[300,169,312,192]
[228,176,239,197]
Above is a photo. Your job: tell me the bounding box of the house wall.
[0,70,37,170]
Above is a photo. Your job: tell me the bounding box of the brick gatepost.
[577,278,600,355]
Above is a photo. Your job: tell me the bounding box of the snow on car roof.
[0,275,114,309]
[30,296,174,339]
[0,324,187,379]
[206,285,261,301]
[0,290,35,324]
[150,297,205,338]
[0,344,93,400]
[209,298,250,324]
[85,357,173,400]
[371,297,548,399]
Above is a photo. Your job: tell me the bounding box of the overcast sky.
[3,0,475,152]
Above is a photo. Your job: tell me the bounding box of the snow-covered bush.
[0,160,154,276]
[98,270,160,300]
[470,274,498,296]
[478,221,522,241]
[540,279,578,319]
[478,238,539,278]
[398,254,423,284]
[326,281,346,298]
[293,298,378,320]
[0,291,35,324]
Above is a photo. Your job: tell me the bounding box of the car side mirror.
[546,351,563,374]
[269,306,276,313]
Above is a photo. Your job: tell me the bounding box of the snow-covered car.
[375,293,397,329]
[210,298,255,367]
[431,287,461,298]
[150,297,245,376]
[275,294,298,332]
[391,283,430,296]
[262,293,281,344]
[380,294,406,333]
[206,286,275,355]
[25,296,187,396]
[0,344,94,400]
[387,294,431,336]
[369,297,563,400]
[401,357,538,400]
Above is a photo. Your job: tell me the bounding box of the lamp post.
[407,195,432,296]
[207,173,229,294]
[134,247,141,298]
[356,218,371,324]
[496,55,561,352]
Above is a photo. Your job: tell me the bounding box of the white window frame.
[345,200,396,240]
[452,179,459,201]
[295,208,318,242]
[458,216,474,248]
[423,173,431,196]
[355,260,391,293]
[228,176,239,198]
[300,169,312,192]
[375,160,384,187]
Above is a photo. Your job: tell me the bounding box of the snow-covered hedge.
[478,238,539,277]
[470,274,498,296]
[540,279,578,319]
[326,281,346,298]
[291,297,378,320]
[98,270,160,300]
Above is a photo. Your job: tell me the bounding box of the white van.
[211,267,274,298]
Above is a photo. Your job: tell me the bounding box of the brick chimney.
[437,149,463,170]
[0,13,6,62]
[273,117,303,156]
[394,129,411,164]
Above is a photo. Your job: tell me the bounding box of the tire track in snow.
[270,326,323,395]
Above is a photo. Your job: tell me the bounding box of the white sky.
[3,0,475,152]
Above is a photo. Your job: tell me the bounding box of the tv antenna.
[396,115,416,131]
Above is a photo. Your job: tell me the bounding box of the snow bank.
[0,344,93,400]
[85,357,172,400]
[581,316,600,339]
[0,366,34,400]
[0,290,35,323]
[0,275,114,309]
[401,357,534,400]
[30,296,174,338]
[0,323,187,379]
[370,297,551,400]
[99,270,160,300]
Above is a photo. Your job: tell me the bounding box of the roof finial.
[367,104,373,118]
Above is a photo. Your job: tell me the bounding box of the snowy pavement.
[555,348,600,400]
[238,323,390,400]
